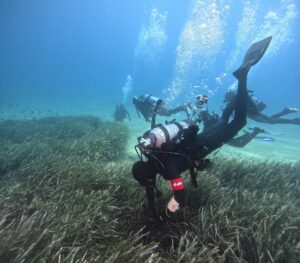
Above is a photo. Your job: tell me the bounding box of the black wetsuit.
[132,70,249,215]
[188,74,248,159]
[133,94,188,122]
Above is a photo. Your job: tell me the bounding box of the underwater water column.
[226,0,297,71]
[121,8,168,98]
[164,0,230,104]
[122,75,133,104]
[134,8,168,68]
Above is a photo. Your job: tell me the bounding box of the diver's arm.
[159,105,186,117]
[162,178,185,219]
[270,107,299,119]
[249,113,276,124]
[166,190,185,213]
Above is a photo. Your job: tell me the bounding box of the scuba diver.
[113,103,131,122]
[224,88,300,125]
[133,94,191,122]
[132,36,272,221]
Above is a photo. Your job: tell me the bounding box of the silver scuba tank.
[138,120,194,150]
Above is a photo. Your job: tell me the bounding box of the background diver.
[133,94,191,122]
[113,103,131,122]
[193,96,267,148]
[132,36,273,221]
[224,88,300,125]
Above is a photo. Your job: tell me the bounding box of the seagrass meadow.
[0,116,299,263]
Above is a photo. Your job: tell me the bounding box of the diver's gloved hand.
[157,196,182,223]
[167,196,180,212]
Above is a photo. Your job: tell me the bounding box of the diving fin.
[234,36,272,78]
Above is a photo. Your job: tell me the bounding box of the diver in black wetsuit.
[224,89,300,125]
[113,104,131,122]
[132,36,272,220]
[133,94,190,122]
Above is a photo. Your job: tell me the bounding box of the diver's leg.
[249,113,277,124]
[158,107,173,116]
[159,105,189,117]
[192,70,249,157]
[190,37,272,159]
[227,127,265,148]
[203,69,248,135]
[227,134,251,148]
[250,113,300,125]
[220,96,237,123]
[270,109,289,119]
[264,117,300,125]
[270,107,299,119]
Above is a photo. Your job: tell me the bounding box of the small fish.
[255,136,275,142]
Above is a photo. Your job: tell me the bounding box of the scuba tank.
[138,120,197,150]
[137,99,198,151]
[251,96,266,112]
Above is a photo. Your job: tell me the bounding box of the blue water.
[0,0,299,115]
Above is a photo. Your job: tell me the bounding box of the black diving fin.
[234,36,272,77]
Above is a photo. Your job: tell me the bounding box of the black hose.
[151,99,163,129]
[134,145,143,161]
